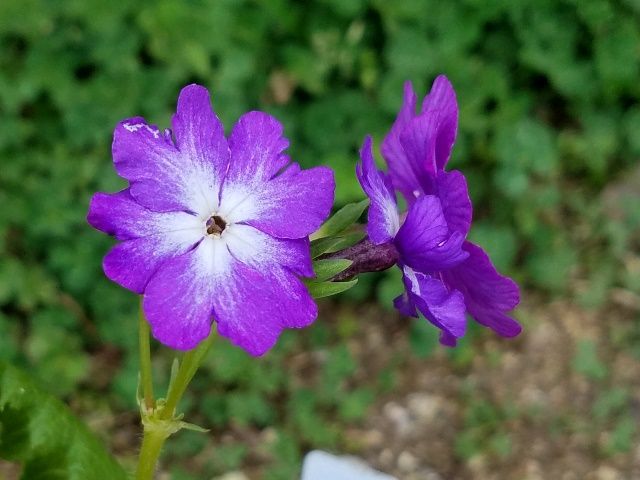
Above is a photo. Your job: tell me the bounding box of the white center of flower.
[205,215,227,237]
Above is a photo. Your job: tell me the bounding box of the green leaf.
[603,418,635,456]
[572,340,608,381]
[0,362,128,479]
[593,388,629,420]
[337,388,374,421]
[310,231,365,258]
[313,199,368,239]
[311,259,353,282]
[305,279,358,298]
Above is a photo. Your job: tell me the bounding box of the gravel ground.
[349,297,640,479]
[2,295,639,480]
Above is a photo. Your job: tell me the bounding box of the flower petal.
[443,241,521,338]
[435,170,472,235]
[171,84,229,197]
[356,136,400,245]
[225,111,290,186]
[395,195,468,272]
[420,75,458,170]
[382,76,460,201]
[88,189,202,241]
[397,112,440,190]
[393,292,418,317]
[439,331,459,347]
[223,223,313,277]
[89,190,204,294]
[402,266,466,343]
[219,164,335,239]
[142,238,232,350]
[143,235,318,354]
[212,260,317,356]
[113,85,228,214]
[102,237,173,294]
[381,81,422,200]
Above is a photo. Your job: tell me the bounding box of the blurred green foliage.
[455,397,517,461]
[0,362,128,479]
[1,0,639,477]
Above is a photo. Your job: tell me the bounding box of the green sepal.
[305,278,358,298]
[311,231,365,259]
[311,258,353,282]
[140,397,209,439]
[179,421,210,433]
[313,199,368,239]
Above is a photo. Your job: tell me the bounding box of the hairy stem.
[135,430,166,480]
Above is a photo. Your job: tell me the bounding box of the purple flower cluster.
[88,85,334,355]
[357,76,521,345]
[88,76,520,356]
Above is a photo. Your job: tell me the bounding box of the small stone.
[362,429,385,448]
[407,393,440,422]
[301,450,397,480]
[406,469,443,480]
[213,473,250,480]
[397,451,418,472]
[596,466,622,480]
[379,448,394,466]
[383,402,412,435]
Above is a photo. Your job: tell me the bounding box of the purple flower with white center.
[88,85,335,356]
[357,75,521,346]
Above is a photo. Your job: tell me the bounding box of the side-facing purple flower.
[357,75,520,346]
[88,85,335,356]
[357,137,469,344]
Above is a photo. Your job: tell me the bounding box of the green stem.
[135,326,216,480]
[135,430,167,480]
[138,305,154,410]
[161,334,215,419]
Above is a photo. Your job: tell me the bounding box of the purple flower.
[88,85,335,355]
[357,75,520,346]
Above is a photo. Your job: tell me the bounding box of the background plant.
[1,0,639,478]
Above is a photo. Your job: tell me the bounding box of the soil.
[345,296,640,480]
